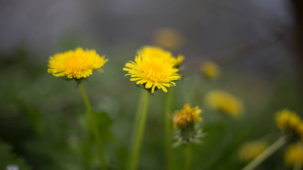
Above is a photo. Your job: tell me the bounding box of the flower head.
[123,56,181,93]
[285,143,303,166]
[276,109,303,141]
[172,104,204,147]
[173,104,202,130]
[239,141,268,162]
[48,48,108,79]
[201,61,220,79]
[137,46,184,68]
[206,90,243,117]
[153,27,185,50]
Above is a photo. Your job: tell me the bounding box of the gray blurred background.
[3,0,301,73]
[1,0,301,80]
[0,1,292,53]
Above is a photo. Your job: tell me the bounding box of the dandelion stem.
[294,143,302,170]
[130,90,145,152]
[242,136,286,170]
[129,89,145,169]
[165,88,174,170]
[129,89,150,170]
[79,83,107,170]
[185,144,191,170]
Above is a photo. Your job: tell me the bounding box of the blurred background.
[1,0,303,169]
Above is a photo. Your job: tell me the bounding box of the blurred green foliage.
[0,140,32,170]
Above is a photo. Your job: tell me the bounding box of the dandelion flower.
[137,46,184,68]
[201,61,220,79]
[285,143,303,167]
[173,104,202,130]
[239,141,268,162]
[206,90,243,117]
[276,109,303,141]
[123,56,181,93]
[153,27,185,50]
[172,104,204,147]
[48,48,108,79]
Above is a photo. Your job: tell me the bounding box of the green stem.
[129,89,150,170]
[185,144,191,170]
[294,143,302,170]
[165,88,174,170]
[79,83,108,170]
[242,136,286,170]
[130,90,146,149]
[129,90,145,169]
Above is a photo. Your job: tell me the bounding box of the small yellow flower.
[123,56,181,93]
[173,104,202,130]
[137,46,184,68]
[285,143,303,167]
[200,61,220,79]
[206,90,243,117]
[48,48,108,79]
[239,141,268,162]
[153,27,185,50]
[276,109,303,141]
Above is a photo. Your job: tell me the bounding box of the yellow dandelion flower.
[206,90,243,117]
[173,104,202,130]
[239,141,268,162]
[275,109,303,141]
[137,46,184,68]
[123,56,181,93]
[153,27,185,50]
[201,61,220,79]
[285,143,303,167]
[48,48,108,79]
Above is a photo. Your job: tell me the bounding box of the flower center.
[140,60,171,83]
